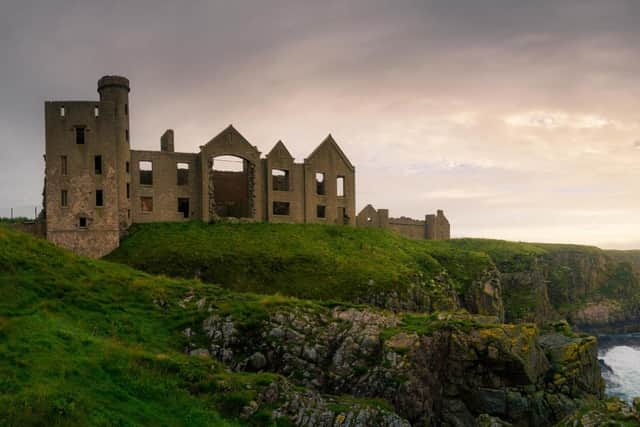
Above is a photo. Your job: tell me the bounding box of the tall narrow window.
[125,161,130,174]
[178,198,190,218]
[125,129,130,142]
[61,190,68,207]
[139,161,153,185]
[272,169,289,191]
[75,127,85,145]
[94,106,99,117]
[61,156,68,175]
[94,155,102,175]
[177,163,189,185]
[141,196,153,213]
[126,183,130,199]
[60,106,66,117]
[95,190,103,207]
[79,217,87,228]
[317,205,326,218]
[337,176,345,197]
[315,172,326,195]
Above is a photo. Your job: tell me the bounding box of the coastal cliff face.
[486,246,640,333]
[182,295,603,426]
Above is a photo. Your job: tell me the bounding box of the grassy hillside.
[108,223,640,327]
[106,222,493,309]
[1,223,637,425]
[0,225,333,426]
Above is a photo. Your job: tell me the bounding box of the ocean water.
[598,333,640,402]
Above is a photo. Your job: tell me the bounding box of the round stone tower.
[98,75,132,232]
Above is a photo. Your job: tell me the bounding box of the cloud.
[2,0,640,248]
[503,111,615,130]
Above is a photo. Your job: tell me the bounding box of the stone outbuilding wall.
[356,204,451,241]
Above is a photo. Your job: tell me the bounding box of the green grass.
[107,222,640,324]
[106,221,493,308]
[0,225,322,426]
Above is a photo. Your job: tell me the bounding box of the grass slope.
[106,222,492,305]
[108,223,640,324]
[0,225,308,426]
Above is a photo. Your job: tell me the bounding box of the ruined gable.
[306,134,355,171]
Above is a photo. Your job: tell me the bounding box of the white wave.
[601,345,640,402]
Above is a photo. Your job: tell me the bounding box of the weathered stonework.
[356,204,451,240]
[43,75,451,257]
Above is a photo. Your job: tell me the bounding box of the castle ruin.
[43,76,449,257]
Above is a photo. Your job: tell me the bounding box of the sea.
[599,333,640,402]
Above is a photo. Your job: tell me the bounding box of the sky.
[1,0,640,248]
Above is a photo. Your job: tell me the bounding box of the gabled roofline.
[267,140,294,159]
[200,124,261,154]
[306,134,355,171]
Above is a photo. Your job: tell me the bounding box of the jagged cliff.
[450,240,640,333]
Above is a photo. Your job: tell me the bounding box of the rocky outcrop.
[182,296,603,426]
[555,397,640,426]
[498,249,640,333]
[255,379,412,427]
[463,267,505,321]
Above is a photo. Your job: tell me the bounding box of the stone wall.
[264,142,306,223]
[357,204,451,241]
[9,221,46,239]
[426,210,451,240]
[130,150,201,223]
[388,217,427,240]
[303,135,356,225]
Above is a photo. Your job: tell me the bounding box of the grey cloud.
[1,0,640,247]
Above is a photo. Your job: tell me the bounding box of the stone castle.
[43,76,450,257]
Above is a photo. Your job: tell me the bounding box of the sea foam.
[600,345,640,402]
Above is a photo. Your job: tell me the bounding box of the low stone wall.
[9,222,46,239]
[388,218,426,240]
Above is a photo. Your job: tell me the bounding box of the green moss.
[381,311,498,342]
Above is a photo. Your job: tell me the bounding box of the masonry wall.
[45,100,122,258]
[356,204,388,228]
[303,141,355,225]
[356,205,451,241]
[264,156,306,224]
[199,127,264,222]
[426,210,451,240]
[388,218,426,240]
[130,150,201,223]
